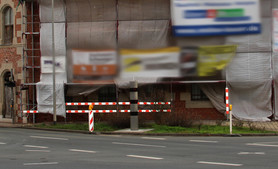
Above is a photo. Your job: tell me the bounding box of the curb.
[13,126,278,137]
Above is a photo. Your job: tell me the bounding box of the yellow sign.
[198,45,237,76]
[89,104,94,110]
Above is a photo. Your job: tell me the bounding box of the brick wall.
[0,0,24,122]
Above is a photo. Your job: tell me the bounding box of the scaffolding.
[20,0,40,123]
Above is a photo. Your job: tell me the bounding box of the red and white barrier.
[66,102,117,106]
[23,109,172,114]
[226,87,229,114]
[66,109,171,113]
[23,110,38,113]
[67,110,117,113]
[88,110,94,132]
[65,102,171,106]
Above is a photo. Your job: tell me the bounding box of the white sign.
[171,0,261,36]
[120,47,180,78]
[41,56,66,73]
[72,49,117,65]
[273,9,278,53]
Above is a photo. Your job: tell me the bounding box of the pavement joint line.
[112,142,166,148]
[127,155,163,160]
[30,135,69,141]
[141,137,166,140]
[189,140,218,143]
[25,150,51,152]
[69,149,96,153]
[197,161,243,167]
[24,145,48,149]
[23,162,58,166]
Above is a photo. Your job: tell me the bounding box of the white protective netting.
[37,0,278,121]
[38,0,66,116]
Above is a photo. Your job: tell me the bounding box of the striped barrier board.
[23,110,38,113]
[65,102,171,106]
[67,110,117,113]
[66,110,171,113]
[24,109,171,114]
[89,110,94,132]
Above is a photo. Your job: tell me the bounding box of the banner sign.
[171,0,261,36]
[71,49,117,83]
[273,9,278,53]
[120,47,180,78]
[41,56,66,73]
[197,45,237,76]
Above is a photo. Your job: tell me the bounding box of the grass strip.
[34,123,276,134]
[35,122,118,132]
[147,124,277,134]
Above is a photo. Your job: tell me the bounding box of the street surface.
[1,128,278,168]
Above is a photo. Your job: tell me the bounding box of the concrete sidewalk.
[0,122,23,128]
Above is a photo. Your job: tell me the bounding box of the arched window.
[3,6,13,44]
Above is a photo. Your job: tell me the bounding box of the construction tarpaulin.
[38,0,66,115]
[36,83,66,117]
[37,0,278,121]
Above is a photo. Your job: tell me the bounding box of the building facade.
[6,0,277,124]
[0,0,24,123]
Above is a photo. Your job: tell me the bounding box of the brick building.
[0,0,40,123]
[0,0,24,123]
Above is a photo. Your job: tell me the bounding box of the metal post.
[31,1,35,124]
[52,0,57,125]
[230,110,232,135]
[130,81,138,130]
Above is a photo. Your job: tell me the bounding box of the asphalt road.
[1,128,278,169]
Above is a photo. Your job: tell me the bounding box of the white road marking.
[0,142,6,145]
[127,155,163,160]
[112,142,166,148]
[190,140,218,143]
[197,161,243,167]
[246,143,278,147]
[30,136,68,141]
[25,150,50,152]
[238,152,265,155]
[141,137,166,140]
[101,135,121,137]
[24,145,48,149]
[23,162,58,166]
[69,149,96,153]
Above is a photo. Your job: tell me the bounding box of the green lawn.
[147,124,276,134]
[34,122,276,134]
[35,122,118,132]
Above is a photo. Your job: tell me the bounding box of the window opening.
[3,7,13,44]
[191,84,209,101]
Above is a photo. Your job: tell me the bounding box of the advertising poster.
[71,49,117,83]
[171,0,261,36]
[198,45,237,76]
[180,47,198,77]
[273,9,278,53]
[120,47,180,78]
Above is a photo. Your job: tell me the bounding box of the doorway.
[2,71,14,118]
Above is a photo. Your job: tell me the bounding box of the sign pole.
[230,105,233,135]
[52,0,57,125]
